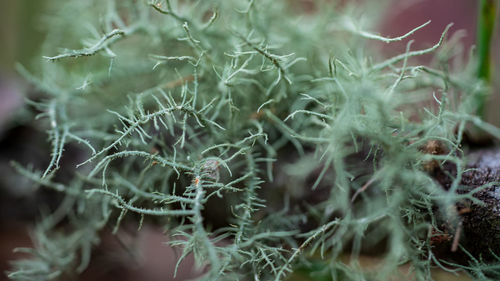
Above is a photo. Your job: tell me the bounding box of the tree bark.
[433,147,500,262]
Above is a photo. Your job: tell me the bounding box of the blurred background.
[0,1,498,280]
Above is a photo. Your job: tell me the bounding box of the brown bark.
[433,147,500,262]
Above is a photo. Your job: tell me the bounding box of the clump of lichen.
[8,0,500,281]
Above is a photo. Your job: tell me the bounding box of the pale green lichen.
[7,0,500,280]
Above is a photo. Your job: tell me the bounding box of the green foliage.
[476,0,497,117]
[7,0,500,280]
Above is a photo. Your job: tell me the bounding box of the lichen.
[7,0,500,280]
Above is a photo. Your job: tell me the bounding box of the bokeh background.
[0,1,498,280]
